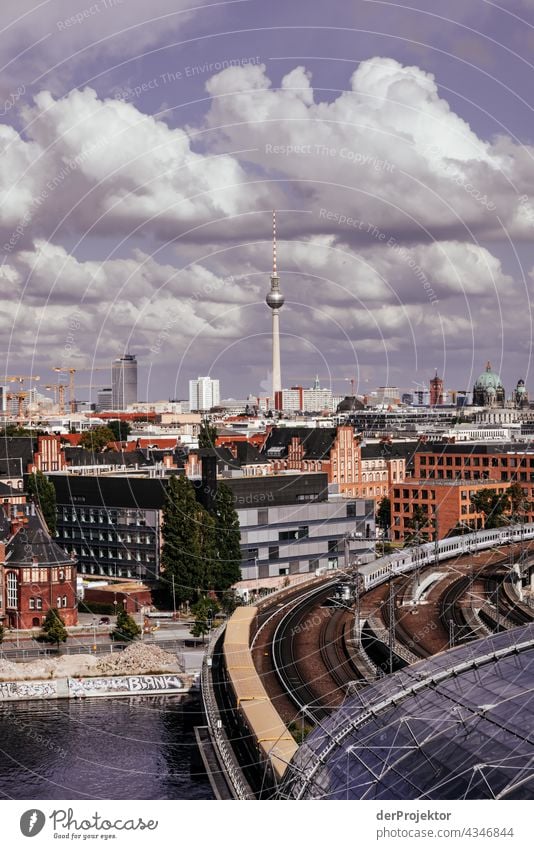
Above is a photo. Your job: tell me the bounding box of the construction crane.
[4,375,40,419]
[44,383,67,413]
[53,367,76,414]
[52,366,109,414]
[5,389,30,419]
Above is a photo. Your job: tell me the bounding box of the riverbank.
[0,642,197,701]
[0,671,195,701]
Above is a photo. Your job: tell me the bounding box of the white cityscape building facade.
[189,376,220,411]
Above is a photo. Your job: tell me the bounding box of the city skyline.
[2,1,534,399]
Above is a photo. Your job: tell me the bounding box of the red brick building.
[413,442,534,522]
[1,503,77,630]
[262,426,406,501]
[391,478,512,541]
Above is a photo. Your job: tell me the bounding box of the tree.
[111,608,141,642]
[210,483,242,591]
[376,497,391,535]
[107,420,132,442]
[79,426,115,452]
[160,474,206,605]
[220,589,239,616]
[190,596,219,643]
[470,489,511,528]
[198,419,217,450]
[403,505,431,545]
[26,470,57,535]
[508,482,530,519]
[39,608,67,651]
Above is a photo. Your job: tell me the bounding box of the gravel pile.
[0,643,183,681]
[96,643,183,676]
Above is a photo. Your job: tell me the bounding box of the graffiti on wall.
[0,680,57,701]
[68,674,186,698]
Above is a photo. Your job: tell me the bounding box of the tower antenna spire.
[266,209,284,404]
[272,209,277,275]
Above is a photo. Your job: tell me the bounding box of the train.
[361,524,534,591]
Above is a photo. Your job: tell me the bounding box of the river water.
[0,696,213,800]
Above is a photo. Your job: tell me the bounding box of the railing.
[199,624,253,800]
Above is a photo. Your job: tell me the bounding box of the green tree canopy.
[211,482,242,591]
[198,419,217,450]
[470,488,511,529]
[376,497,391,533]
[79,426,116,452]
[508,482,530,518]
[106,420,132,442]
[39,608,68,650]
[160,474,206,605]
[403,505,431,545]
[190,596,220,642]
[26,470,57,535]
[111,608,141,642]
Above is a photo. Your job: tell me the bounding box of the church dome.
[474,362,503,391]
[336,395,365,413]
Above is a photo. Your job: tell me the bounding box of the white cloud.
[203,58,534,242]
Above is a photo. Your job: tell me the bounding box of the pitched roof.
[261,427,337,460]
[5,512,72,567]
[0,436,36,474]
[63,447,150,467]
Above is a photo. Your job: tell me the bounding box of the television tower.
[266,210,284,400]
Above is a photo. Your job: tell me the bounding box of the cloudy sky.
[2,0,534,402]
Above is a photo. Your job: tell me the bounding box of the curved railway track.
[319,608,364,691]
[271,586,332,722]
[440,576,478,644]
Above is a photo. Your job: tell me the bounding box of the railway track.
[440,576,478,644]
[271,586,333,722]
[319,608,364,692]
[381,580,433,660]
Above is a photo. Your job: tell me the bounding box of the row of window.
[60,530,153,544]
[61,508,148,526]
[419,455,534,468]
[68,545,154,562]
[21,567,72,584]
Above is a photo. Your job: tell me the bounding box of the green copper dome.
[474,362,503,390]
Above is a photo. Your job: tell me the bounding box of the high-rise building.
[111,354,137,410]
[96,387,113,412]
[266,210,284,405]
[189,376,220,411]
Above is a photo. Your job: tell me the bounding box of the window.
[35,597,42,610]
[62,596,68,608]
[29,597,35,610]
[279,526,309,541]
[244,547,259,561]
[346,503,356,518]
[269,546,279,560]
[258,508,269,525]
[328,540,338,553]
[57,597,61,608]
[7,573,17,608]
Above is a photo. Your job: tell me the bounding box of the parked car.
[98,617,110,625]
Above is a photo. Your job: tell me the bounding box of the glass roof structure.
[282,625,534,800]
